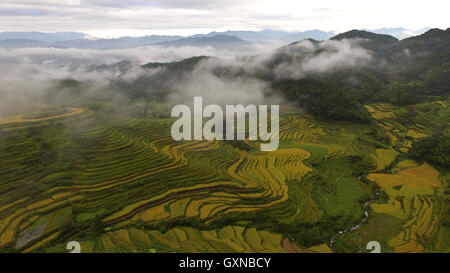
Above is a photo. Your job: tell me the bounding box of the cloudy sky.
[0,0,448,37]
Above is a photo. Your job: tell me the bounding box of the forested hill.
[331,29,398,42]
[268,28,449,121]
[131,29,449,123]
[331,29,398,53]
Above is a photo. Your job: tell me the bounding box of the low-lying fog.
[0,38,374,117]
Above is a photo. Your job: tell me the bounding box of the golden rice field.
[365,100,450,152]
[0,107,84,126]
[80,225,332,253]
[0,101,448,253]
[371,148,399,171]
[367,163,443,252]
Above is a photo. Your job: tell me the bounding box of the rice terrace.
[0,7,449,255]
[0,94,448,253]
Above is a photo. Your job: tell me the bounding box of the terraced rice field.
[365,101,450,152]
[365,163,443,252]
[0,107,84,125]
[0,102,448,253]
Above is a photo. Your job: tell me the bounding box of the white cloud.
[0,0,447,36]
[66,0,81,6]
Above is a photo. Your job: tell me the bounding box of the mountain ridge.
[0,28,445,51]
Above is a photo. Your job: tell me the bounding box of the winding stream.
[329,201,370,249]
[329,177,381,251]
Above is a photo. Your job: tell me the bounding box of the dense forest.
[409,134,450,168]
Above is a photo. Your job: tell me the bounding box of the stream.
[328,176,381,251]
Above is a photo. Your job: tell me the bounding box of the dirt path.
[0,107,84,125]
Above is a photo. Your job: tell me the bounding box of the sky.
[0,0,448,38]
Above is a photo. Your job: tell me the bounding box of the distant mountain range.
[188,29,334,43]
[369,27,431,40]
[52,35,183,50]
[0,39,49,48]
[0,31,88,43]
[0,27,433,50]
[154,35,252,49]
